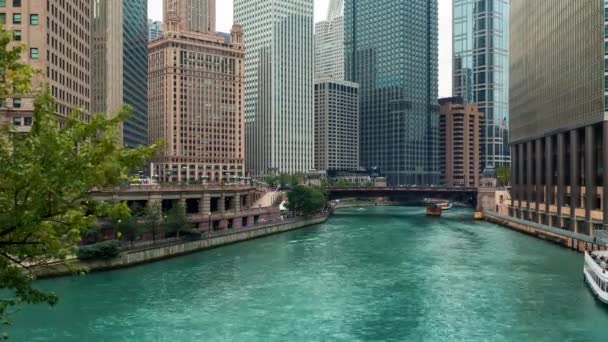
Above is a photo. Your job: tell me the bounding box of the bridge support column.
[585,125,596,236]
[557,133,565,228]
[526,141,533,220]
[234,193,241,212]
[199,193,210,216]
[535,139,543,223]
[518,143,525,219]
[545,135,553,227]
[219,194,226,213]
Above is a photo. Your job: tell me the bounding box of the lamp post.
[208,212,212,235]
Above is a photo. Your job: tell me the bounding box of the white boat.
[583,251,608,304]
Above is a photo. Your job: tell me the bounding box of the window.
[13,98,21,108]
[13,30,20,41]
[0,13,5,25]
[12,0,19,7]
[29,14,38,25]
[0,0,5,7]
[29,48,38,59]
[23,117,32,126]
[12,13,21,24]
[12,117,21,126]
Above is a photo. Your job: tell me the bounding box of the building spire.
[327,0,343,21]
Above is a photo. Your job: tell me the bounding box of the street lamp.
[208,212,212,234]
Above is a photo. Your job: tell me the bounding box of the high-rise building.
[345,0,439,185]
[1,0,92,131]
[123,0,148,147]
[164,0,215,34]
[148,11,245,183]
[453,0,510,171]
[438,97,482,187]
[509,0,606,235]
[315,0,344,81]
[314,80,359,171]
[235,0,314,175]
[148,19,163,41]
[92,0,148,147]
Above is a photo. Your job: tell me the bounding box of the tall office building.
[314,80,359,171]
[509,0,606,235]
[123,0,148,147]
[453,0,510,170]
[148,19,163,41]
[1,0,92,131]
[235,0,314,175]
[92,0,148,147]
[438,97,482,187]
[164,0,215,34]
[315,0,344,81]
[149,2,245,183]
[345,0,439,185]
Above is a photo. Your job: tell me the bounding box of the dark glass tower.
[345,0,439,185]
[123,0,148,147]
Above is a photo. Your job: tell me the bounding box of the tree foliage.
[265,173,304,188]
[143,202,164,243]
[0,25,156,324]
[164,202,191,239]
[286,185,327,217]
[0,27,34,98]
[116,216,143,247]
[496,166,511,186]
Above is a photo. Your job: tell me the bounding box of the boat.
[426,204,442,217]
[437,202,453,211]
[583,250,608,304]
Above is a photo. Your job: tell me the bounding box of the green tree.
[286,185,327,217]
[116,216,143,248]
[496,166,511,186]
[143,202,164,243]
[0,26,155,325]
[164,202,191,239]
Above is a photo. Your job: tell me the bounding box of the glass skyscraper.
[453,0,509,170]
[123,0,148,147]
[315,0,345,81]
[345,0,439,185]
[235,0,315,175]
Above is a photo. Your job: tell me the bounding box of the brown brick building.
[148,2,245,183]
[439,97,483,187]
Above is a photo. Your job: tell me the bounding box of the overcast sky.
[148,0,453,97]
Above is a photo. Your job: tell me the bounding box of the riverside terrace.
[91,184,281,232]
[326,186,480,208]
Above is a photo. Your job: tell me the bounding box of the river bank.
[484,211,608,252]
[31,215,329,278]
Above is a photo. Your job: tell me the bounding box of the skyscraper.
[1,0,92,131]
[123,0,148,147]
[509,0,605,234]
[345,0,439,185]
[148,19,163,41]
[453,0,510,171]
[92,0,148,147]
[149,2,245,183]
[315,0,344,81]
[235,0,315,175]
[164,0,215,34]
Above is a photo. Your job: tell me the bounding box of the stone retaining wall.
[31,216,329,278]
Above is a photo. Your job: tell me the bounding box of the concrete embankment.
[31,215,329,278]
[484,211,607,253]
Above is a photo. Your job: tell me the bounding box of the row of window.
[0,0,21,7]
[0,13,38,25]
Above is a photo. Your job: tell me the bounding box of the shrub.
[180,229,202,241]
[77,240,121,260]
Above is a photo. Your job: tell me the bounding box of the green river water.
[8,206,608,341]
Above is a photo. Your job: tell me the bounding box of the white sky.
[148,0,453,97]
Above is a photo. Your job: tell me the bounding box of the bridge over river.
[326,186,479,208]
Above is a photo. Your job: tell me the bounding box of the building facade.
[164,0,215,34]
[234,0,315,175]
[438,97,482,187]
[314,80,359,171]
[453,0,509,170]
[123,0,148,147]
[345,0,440,185]
[509,0,606,235]
[314,0,344,81]
[1,0,92,130]
[148,24,245,183]
[148,19,163,41]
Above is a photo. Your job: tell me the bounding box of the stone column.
[219,194,225,213]
[585,125,596,235]
[234,193,241,212]
[570,129,579,233]
[535,139,543,222]
[557,133,565,227]
[545,136,553,226]
[511,145,517,209]
[199,193,210,215]
[603,122,608,229]
[518,143,525,217]
[526,141,533,219]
